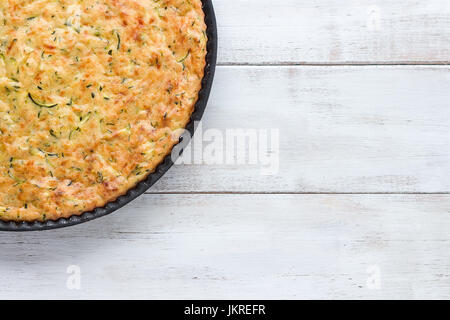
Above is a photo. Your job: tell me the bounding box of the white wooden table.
[1,0,449,299]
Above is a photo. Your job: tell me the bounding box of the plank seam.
[144,192,450,195]
[218,62,450,67]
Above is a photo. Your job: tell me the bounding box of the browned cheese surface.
[0,0,207,221]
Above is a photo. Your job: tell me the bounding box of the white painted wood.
[215,0,450,64]
[151,65,450,193]
[2,1,450,301]
[0,194,449,299]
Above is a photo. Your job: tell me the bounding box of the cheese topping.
[0,0,207,221]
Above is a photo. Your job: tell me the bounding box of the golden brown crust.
[0,0,207,221]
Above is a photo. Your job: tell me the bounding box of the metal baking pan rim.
[0,0,217,231]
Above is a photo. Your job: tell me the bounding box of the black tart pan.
[0,0,217,231]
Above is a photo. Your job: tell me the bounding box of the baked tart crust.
[0,0,207,221]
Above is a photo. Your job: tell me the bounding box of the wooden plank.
[0,193,449,299]
[215,0,450,64]
[151,65,450,193]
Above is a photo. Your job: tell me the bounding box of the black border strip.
[0,300,438,316]
[0,0,217,231]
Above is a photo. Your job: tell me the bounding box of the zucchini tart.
[0,0,207,221]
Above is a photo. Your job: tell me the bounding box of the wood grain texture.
[215,0,450,64]
[151,65,450,193]
[0,194,449,299]
[1,0,449,300]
